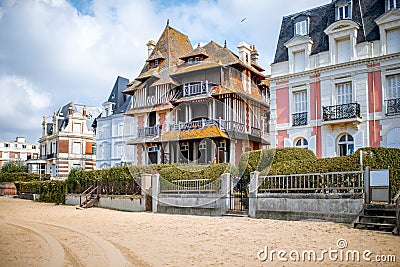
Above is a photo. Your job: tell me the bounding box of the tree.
[1,160,28,173]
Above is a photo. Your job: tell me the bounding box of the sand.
[0,197,399,266]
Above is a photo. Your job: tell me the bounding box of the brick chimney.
[147,40,156,58]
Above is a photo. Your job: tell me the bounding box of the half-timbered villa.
[124,22,270,165]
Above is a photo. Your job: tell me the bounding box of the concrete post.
[220,173,231,211]
[140,174,152,195]
[151,173,160,213]
[249,171,260,218]
[364,166,370,204]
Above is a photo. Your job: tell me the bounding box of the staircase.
[353,204,397,233]
[78,185,99,209]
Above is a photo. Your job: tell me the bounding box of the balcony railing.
[322,103,361,122]
[386,98,400,115]
[292,112,307,126]
[169,119,261,137]
[137,125,162,137]
[46,153,57,159]
[183,81,210,97]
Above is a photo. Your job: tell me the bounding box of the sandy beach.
[0,197,398,266]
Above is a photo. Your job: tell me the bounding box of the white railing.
[160,178,221,194]
[258,171,365,194]
[183,81,210,97]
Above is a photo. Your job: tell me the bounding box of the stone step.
[354,222,396,228]
[224,211,249,217]
[359,215,396,220]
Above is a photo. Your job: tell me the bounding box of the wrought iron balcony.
[137,125,162,137]
[386,98,400,115]
[323,103,361,122]
[46,153,57,159]
[292,112,307,126]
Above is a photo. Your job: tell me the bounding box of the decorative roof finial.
[224,40,227,48]
[167,19,169,26]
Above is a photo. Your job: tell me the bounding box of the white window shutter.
[354,131,364,152]
[325,134,336,157]
[309,136,316,156]
[387,28,400,54]
[387,128,400,148]
[337,39,350,63]
[294,50,305,72]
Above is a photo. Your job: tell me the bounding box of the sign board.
[370,169,390,186]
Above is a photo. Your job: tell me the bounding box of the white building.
[96,76,135,169]
[0,137,39,168]
[270,0,400,157]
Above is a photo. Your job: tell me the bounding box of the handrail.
[79,185,93,206]
[393,189,400,235]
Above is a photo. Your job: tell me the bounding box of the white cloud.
[0,0,329,142]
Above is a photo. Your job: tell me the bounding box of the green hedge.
[14,180,67,204]
[159,163,230,181]
[239,148,316,178]
[0,172,40,183]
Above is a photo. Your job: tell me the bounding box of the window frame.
[295,138,309,149]
[337,134,354,156]
[336,82,353,105]
[337,4,351,20]
[294,19,308,36]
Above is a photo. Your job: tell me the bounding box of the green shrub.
[0,172,40,182]
[1,160,28,173]
[14,180,67,204]
[159,163,229,182]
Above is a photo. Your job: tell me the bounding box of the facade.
[270,0,400,157]
[96,76,135,169]
[124,23,270,165]
[38,103,101,179]
[0,137,39,168]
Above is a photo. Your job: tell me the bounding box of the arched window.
[338,134,354,156]
[295,138,308,149]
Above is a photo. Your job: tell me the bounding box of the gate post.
[249,171,259,218]
[364,166,370,204]
[151,173,160,213]
[220,173,231,212]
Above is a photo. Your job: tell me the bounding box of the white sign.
[370,169,390,186]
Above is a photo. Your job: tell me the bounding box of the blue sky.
[0,0,329,143]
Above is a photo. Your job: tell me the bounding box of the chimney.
[146,40,156,58]
[42,115,47,136]
[237,42,252,65]
[53,110,58,133]
[83,105,87,117]
[251,45,259,65]
[68,103,73,116]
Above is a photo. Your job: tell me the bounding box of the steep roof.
[179,43,209,60]
[106,76,131,114]
[124,24,193,94]
[273,0,385,64]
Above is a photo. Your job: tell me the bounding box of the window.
[387,74,400,100]
[73,123,81,133]
[22,145,26,149]
[154,59,159,66]
[199,140,207,150]
[3,152,9,159]
[338,134,354,156]
[219,140,226,150]
[188,58,193,64]
[337,4,350,20]
[337,38,351,63]
[295,20,308,36]
[73,142,81,154]
[386,74,400,115]
[181,142,189,151]
[336,82,353,105]
[386,0,400,11]
[4,143,9,148]
[194,57,200,63]
[292,90,307,126]
[295,138,308,149]
[387,28,400,54]
[293,50,305,72]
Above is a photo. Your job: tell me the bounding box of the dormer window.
[194,57,200,63]
[386,0,400,11]
[154,59,159,66]
[336,1,351,20]
[188,58,193,64]
[295,19,308,36]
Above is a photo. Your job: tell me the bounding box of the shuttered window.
[293,90,307,113]
[293,50,305,72]
[295,20,308,36]
[387,28,400,54]
[337,38,350,63]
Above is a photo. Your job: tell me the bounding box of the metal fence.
[160,178,221,194]
[258,170,365,194]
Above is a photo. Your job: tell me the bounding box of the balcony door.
[148,111,156,127]
[336,82,352,105]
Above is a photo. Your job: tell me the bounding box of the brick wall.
[86,141,92,155]
[59,140,69,153]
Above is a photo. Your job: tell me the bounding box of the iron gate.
[229,175,249,211]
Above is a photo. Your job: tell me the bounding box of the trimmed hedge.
[0,172,40,183]
[14,180,67,204]
[159,163,230,181]
[239,148,316,178]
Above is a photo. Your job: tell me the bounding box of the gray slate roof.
[274,0,385,64]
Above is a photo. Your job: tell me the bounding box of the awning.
[160,125,229,142]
